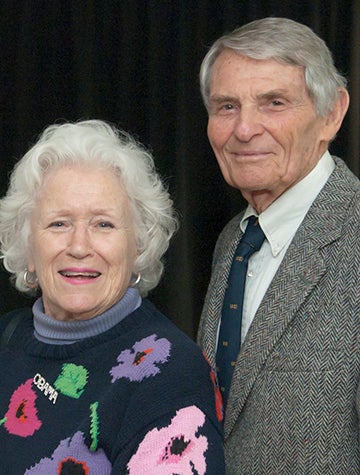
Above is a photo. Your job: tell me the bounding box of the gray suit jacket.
[198,157,360,474]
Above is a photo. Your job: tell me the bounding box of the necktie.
[216,216,265,407]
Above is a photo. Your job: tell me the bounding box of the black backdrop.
[1,0,359,337]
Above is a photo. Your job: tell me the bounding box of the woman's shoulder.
[129,299,216,388]
[0,307,32,349]
[136,299,204,353]
[120,299,223,429]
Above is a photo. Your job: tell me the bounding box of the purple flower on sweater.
[127,405,208,474]
[24,431,111,474]
[110,334,171,383]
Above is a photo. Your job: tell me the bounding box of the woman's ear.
[27,250,36,274]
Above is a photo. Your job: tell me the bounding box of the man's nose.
[233,107,264,142]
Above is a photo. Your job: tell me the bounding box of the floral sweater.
[0,299,225,474]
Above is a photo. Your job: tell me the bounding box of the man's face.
[207,50,341,211]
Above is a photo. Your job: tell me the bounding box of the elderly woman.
[0,120,224,474]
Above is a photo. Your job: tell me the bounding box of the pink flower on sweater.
[127,405,208,475]
[4,379,42,437]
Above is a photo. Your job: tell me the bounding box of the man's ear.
[324,87,350,140]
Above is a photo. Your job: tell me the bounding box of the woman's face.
[27,165,138,321]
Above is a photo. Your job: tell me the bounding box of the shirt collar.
[241,151,335,256]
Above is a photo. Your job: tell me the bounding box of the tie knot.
[240,216,265,255]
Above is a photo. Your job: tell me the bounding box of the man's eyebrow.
[209,89,291,102]
[257,89,290,100]
[208,94,238,104]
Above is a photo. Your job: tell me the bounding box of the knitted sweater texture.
[0,299,225,474]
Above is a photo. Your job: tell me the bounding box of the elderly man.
[197,17,360,474]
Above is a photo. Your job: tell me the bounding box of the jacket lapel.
[199,215,246,369]
[225,225,328,436]
[225,159,352,437]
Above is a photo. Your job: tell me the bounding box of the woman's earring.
[23,270,39,289]
[129,273,141,287]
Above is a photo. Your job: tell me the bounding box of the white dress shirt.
[239,151,335,344]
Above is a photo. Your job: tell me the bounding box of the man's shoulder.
[319,156,360,218]
[331,156,360,191]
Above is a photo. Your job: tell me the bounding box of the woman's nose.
[66,225,92,258]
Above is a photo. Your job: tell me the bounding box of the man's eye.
[222,103,234,110]
[271,100,284,106]
[214,103,236,115]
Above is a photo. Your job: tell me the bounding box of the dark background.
[1,0,359,337]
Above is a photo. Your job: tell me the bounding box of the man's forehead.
[213,50,304,75]
[210,52,307,93]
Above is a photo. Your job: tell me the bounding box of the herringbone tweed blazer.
[198,157,360,475]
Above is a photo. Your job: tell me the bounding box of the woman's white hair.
[0,119,178,297]
[200,17,347,117]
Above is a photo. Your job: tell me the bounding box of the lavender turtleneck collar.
[32,287,142,345]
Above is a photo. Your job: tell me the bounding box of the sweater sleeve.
[107,324,225,474]
[113,405,225,474]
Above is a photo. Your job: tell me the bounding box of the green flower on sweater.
[54,363,89,399]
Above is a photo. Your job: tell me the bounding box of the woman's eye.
[98,221,115,229]
[49,221,65,228]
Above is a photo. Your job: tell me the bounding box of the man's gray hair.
[200,17,347,117]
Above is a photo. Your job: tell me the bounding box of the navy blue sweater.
[0,299,225,474]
